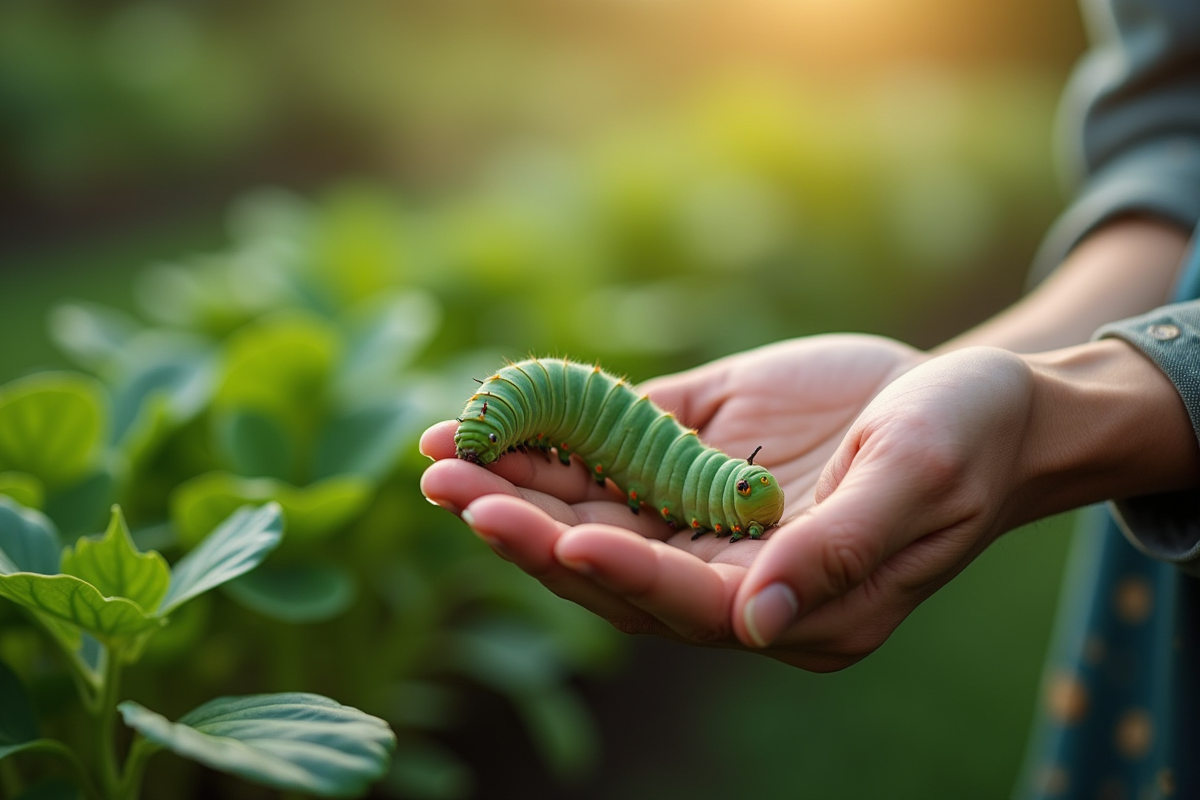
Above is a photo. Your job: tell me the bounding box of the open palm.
[419,334,926,663]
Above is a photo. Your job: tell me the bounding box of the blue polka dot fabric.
[1017,230,1200,799]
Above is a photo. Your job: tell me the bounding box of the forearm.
[1013,337,1200,527]
[936,217,1191,355]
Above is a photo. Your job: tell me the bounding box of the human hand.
[420,334,927,667]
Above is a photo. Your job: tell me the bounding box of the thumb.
[732,431,957,648]
[638,360,733,430]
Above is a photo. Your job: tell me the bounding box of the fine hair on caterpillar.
[454,357,785,541]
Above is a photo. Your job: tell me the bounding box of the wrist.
[1016,339,1200,525]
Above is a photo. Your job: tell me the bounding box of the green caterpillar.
[454,358,784,541]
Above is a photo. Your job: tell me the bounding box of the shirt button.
[1148,324,1180,340]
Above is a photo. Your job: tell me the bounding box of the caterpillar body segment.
[454,358,785,541]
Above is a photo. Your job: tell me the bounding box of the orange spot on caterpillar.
[560,442,568,449]
[714,524,723,533]
[732,524,743,533]
[630,490,638,500]
[760,476,770,485]
[594,464,603,473]
[691,519,701,529]
[661,507,670,516]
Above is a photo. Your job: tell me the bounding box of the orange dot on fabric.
[1114,576,1153,624]
[1115,708,1153,760]
[1046,672,1089,725]
[1159,768,1176,796]
[1036,765,1069,797]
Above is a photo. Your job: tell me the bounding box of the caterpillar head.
[454,419,503,465]
[732,453,785,532]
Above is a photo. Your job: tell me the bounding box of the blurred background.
[0,0,1089,797]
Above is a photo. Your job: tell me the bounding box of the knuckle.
[608,615,665,637]
[818,526,877,596]
[680,622,731,645]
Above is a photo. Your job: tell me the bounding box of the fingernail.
[479,533,512,560]
[558,556,595,577]
[461,509,511,560]
[744,583,798,648]
[426,496,461,516]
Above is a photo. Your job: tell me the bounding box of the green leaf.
[170,472,370,549]
[119,694,396,798]
[214,313,340,432]
[0,471,44,511]
[161,503,283,615]
[335,291,441,396]
[42,468,116,540]
[0,497,61,576]
[109,336,214,447]
[223,562,356,623]
[0,373,107,489]
[385,740,472,800]
[0,660,40,752]
[48,301,141,371]
[511,688,596,781]
[60,507,170,615]
[213,409,293,480]
[441,621,598,778]
[0,573,162,640]
[312,398,421,481]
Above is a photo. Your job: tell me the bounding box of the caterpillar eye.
[736,479,750,496]
[488,433,498,443]
[760,476,770,485]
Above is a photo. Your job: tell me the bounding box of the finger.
[637,360,733,430]
[756,523,987,671]
[419,420,460,460]
[732,446,965,648]
[462,495,666,634]
[486,449,627,506]
[556,525,743,644]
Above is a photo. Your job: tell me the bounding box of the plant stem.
[92,646,125,800]
[117,737,156,799]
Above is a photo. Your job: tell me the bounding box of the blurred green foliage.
[0,0,1090,796]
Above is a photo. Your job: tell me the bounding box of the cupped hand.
[420,334,931,667]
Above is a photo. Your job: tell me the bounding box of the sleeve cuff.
[1096,303,1200,574]
[1028,138,1200,287]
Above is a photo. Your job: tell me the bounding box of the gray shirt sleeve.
[1028,0,1200,284]
[1095,301,1200,575]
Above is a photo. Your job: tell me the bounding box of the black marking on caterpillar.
[454,358,785,541]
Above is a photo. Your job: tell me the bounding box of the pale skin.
[419,216,1199,671]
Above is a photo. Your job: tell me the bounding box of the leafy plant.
[0,498,395,799]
